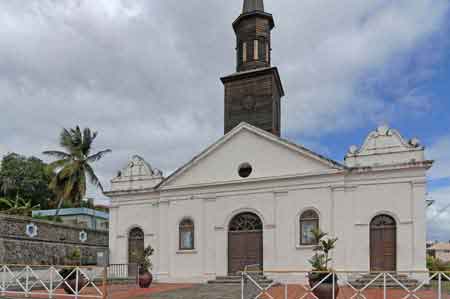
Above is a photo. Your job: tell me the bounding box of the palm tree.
[43,126,111,215]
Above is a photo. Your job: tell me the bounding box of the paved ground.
[145,284,241,299]
[137,284,449,299]
[128,284,449,299]
[3,283,449,299]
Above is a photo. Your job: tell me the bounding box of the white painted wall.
[108,170,429,282]
[107,125,431,283]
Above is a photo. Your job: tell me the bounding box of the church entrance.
[128,227,144,276]
[370,215,397,271]
[228,212,263,274]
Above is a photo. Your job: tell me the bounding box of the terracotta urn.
[309,274,339,299]
[139,271,153,288]
[62,277,88,294]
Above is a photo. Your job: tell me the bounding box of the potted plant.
[65,247,82,265]
[59,248,87,294]
[308,229,339,299]
[138,245,155,288]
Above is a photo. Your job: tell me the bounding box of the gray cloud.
[0,0,448,200]
[427,186,450,241]
[427,135,450,180]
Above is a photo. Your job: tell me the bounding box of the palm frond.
[85,164,104,192]
[59,128,74,151]
[73,127,83,146]
[43,151,71,159]
[0,197,14,208]
[48,159,70,170]
[87,149,112,163]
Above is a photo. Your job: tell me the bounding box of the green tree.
[0,196,40,216]
[0,153,56,209]
[43,126,111,215]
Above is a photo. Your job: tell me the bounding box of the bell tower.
[221,0,284,136]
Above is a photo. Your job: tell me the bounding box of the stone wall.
[0,214,108,265]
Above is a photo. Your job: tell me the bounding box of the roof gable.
[345,125,425,167]
[159,123,344,189]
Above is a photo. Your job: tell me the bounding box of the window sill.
[176,250,197,255]
[296,245,316,250]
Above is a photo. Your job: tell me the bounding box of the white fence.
[242,270,450,299]
[0,264,140,298]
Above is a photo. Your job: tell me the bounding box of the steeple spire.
[221,0,284,136]
[243,0,264,13]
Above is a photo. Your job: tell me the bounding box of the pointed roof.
[233,0,274,31]
[243,0,264,13]
[158,122,345,189]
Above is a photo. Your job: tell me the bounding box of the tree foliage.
[0,153,55,210]
[0,196,40,216]
[43,126,111,213]
[427,255,450,272]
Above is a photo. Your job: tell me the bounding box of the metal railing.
[0,264,105,298]
[0,263,139,298]
[241,269,450,299]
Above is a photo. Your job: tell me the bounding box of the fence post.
[25,266,30,298]
[284,282,287,299]
[102,266,108,299]
[241,272,245,299]
[438,272,442,299]
[49,267,53,299]
[75,267,79,298]
[137,264,140,287]
[332,272,335,299]
[383,272,387,299]
[1,266,5,297]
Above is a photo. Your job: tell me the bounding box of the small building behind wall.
[428,242,450,263]
[32,207,109,231]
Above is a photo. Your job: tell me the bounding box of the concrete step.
[208,275,272,285]
[215,275,268,280]
[353,279,419,284]
[348,273,422,290]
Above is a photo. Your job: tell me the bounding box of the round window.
[238,163,253,178]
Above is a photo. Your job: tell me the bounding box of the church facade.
[106,0,433,283]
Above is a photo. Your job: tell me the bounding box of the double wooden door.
[370,215,396,271]
[228,212,263,274]
[228,230,263,274]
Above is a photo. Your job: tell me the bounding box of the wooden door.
[228,213,263,274]
[128,228,144,277]
[370,215,396,271]
[228,231,263,274]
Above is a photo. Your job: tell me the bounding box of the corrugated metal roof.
[429,243,450,250]
[32,208,109,220]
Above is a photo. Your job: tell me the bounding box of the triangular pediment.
[159,123,344,189]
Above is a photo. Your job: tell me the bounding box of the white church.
[106,0,433,283]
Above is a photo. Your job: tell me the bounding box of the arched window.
[300,210,319,245]
[179,219,195,250]
[229,212,263,231]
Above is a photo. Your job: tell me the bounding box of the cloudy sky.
[1,0,449,241]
